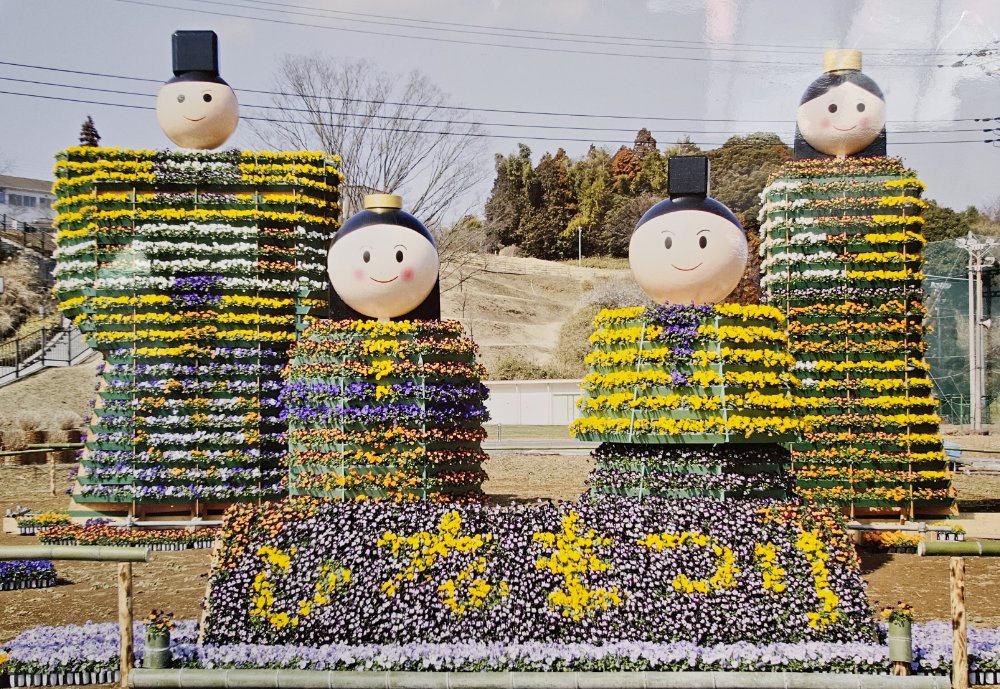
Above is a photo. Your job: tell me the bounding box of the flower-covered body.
[53,147,341,509]
[281,319,489,501]
[759,157,952,515]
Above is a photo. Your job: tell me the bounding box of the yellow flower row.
[585,347,794,370]
[55,207,336,228]
[569,414,801,438]
[796,530,840,631]
[863,231,926,245]
[845,268,924,282]
[583,369,798,391]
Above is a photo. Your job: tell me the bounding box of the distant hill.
[440,254,629,375]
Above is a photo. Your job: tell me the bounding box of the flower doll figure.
[793,49,886,160]
[52,30,339,517]
[628,155,748,306]
[326,194,440,321]
[284,193,489,501]
[155,30,239,150]
[575,155,799,499]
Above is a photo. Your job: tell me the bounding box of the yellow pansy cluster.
[378,511,506,616]
[534,511,622,621]
[796,530,840,630]
[638,531,739,594]
[754,542,787,594]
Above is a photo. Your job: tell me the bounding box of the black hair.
[793,71,887,160]
[633,196,745,236]
[327,208,441,321]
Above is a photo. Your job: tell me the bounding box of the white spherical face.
[797,81,885,157]
[328,223,439,320]
[156,80,239,149]
[629,210,748,305]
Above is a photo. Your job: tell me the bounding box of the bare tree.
[249,55,488,227]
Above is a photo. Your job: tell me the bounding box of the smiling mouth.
[672,263,702,272]
[833,124,856,131]
[185,116,206,122]
[370,276,398,284]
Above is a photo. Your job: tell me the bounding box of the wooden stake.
[118,562,133,689]
[48,456,56,496]
[952,556,969,689]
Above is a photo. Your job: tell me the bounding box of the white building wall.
[483,379,584,426]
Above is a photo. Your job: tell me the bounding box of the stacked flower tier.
[759,157,953,515]
[589,443,795,501]
[52,147,341,510]
[281,319,490,502]
[570,304,801,444]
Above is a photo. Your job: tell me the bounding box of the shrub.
[488,354,554,380]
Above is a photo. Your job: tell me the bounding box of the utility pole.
[955,231,998,432]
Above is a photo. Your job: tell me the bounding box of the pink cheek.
[401,268,415,282]
[860,117,870,128]
[820,119,830,129]
[353,269,365,281]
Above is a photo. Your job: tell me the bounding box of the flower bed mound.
[202,496,873,647]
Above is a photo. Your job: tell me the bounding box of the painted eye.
[664,237,672,250]
[362,250,371,263]
[857,102,865,112]
[699,235,708,249]
[203,93,213,103]
[395,250,404,263]
[827,103,838,113]
[176,94,186,103]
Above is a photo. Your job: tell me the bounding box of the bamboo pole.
[919,541,1000,557]
[48,455,56,496]
[127,669,952,689]
[120,562,133,689]
[0,545,150,562]
[951,557,968,689]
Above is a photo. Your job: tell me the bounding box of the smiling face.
[156,80,239,149]
[629,208,748,305]
[797,81,886,158]
[327,222,439,320]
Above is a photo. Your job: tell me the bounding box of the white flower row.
[53,240,97,258]
[760,267,844,287]
[57,274,326,292]
[759,180,803,199]
[760,250,839,271]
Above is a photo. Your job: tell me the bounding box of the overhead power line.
[2,88,996,147]
[1,60,994,127]
[2,76,991,137]
[208,0,965,55]
[181,0,967,58]
[108,0,946,68]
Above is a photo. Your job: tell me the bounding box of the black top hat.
[168,30,229,85]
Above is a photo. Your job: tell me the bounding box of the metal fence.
[0,215,56,255]
[0,325,90,385]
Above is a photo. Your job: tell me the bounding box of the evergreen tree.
[79,116,101,147]
[521,149,577,260]
[568,148,614,256]
[633,128,657,160]
[483,144,534,249]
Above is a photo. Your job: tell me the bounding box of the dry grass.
[0,255,54,340]
[0,356,99,440]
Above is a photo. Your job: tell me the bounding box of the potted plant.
[880,602,914,664]
[142,610,174,669]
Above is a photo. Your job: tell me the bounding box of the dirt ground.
[3,455,1000,646]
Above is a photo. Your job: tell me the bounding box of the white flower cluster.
[52,240,96,258]
[760,250,839,271]
[129,240,260,256]
[759,231,828,256]
[133,222,258,238]
[760,267,843,287]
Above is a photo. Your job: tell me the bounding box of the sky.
[3,0,1000,220]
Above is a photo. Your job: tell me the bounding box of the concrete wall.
[483,379,583,426]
